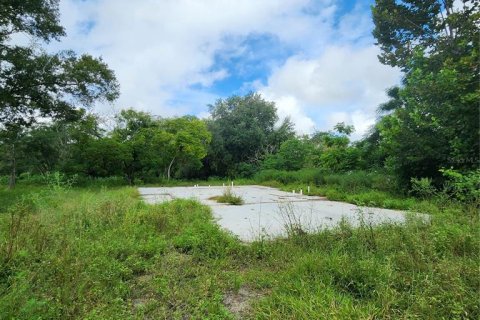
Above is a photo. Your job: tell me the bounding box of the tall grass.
[209,187,244,205]
[0,186,478,319]
[253,169,418,210]
[254,169,398,193]
[247,204,479,319]
[0,188,239,319]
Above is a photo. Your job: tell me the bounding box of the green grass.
[254,169,398,193]
[270,183,417,210]
[0,185,44,212]
[209,188,245,205]
[251,169,419,210]
[0,187,241,319]
[0,184,478,319]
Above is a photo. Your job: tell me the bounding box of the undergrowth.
[0,185,478,319]
[209,187,244,205]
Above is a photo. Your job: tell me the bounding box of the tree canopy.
[370,0,479,185]
[205,93,295,177]
[0,0,119,188]
[0,0,478,193]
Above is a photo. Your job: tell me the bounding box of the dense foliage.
[0,184,478,319]
[1,2,478,192]
[0,1,479,319]
[369,0,479,185]
[0,0,120,188]
[203,93,295,177]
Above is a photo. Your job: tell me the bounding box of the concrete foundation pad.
[138,185,407,241]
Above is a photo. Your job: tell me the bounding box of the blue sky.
[54,0,401,139]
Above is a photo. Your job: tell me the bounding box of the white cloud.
[326,110,376,140]
[265,95,316,135]
[48,0,401,139]
[52,0,338,114]
[259,45,401,138]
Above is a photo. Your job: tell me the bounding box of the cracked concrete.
[138,185,407,241]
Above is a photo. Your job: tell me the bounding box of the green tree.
[262,138,313,171]
[0,110,105,181]
[206,93,294,176]
[112,110,211,183]
[112,110,158,184]
[371,0,479,186]
[310,124,359,172]
[80,138,131,177]
[161,117,211,180]
[372,0,479,70]
[22,124,63,174]
[0,0,119,188]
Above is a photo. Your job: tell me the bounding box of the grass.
[0,182,479,319]
[254,169,398,193]
[0,185,44,212]
[0,187,241,319]
[271,183,418,210]
[252,169,419,210]
[3,169,410,209]
[209,187,244,205]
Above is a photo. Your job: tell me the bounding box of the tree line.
[1,0,478,190]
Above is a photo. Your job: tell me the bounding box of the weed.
[0,183,478,319]
[410,177,437,198]
[277,202,308,237]
[210,187,244,205]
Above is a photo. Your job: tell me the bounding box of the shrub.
[440,169,480,203]
[210,187,244,205]
[410,177,437,198]
[255,169,396,194]
[75,176,126,188]
[235,162,258,178]
[0,176,8,185]
[17,172,46,185]
[43,171,77,191]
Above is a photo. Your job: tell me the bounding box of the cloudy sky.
[51,0,402,139]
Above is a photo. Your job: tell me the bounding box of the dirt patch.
[131,273,157,309]
[224,287,262,318]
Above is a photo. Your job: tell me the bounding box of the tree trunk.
[167,156,176,181]
[123,161,134,185]
[8,143,16,189]
[127,171,135,185]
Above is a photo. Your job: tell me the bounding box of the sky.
[51,0,402,139]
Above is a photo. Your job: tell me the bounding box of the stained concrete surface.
[138,185,407,241]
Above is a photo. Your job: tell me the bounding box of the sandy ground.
[138,185,407,241]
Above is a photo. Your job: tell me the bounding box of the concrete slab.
[138,185,407,241]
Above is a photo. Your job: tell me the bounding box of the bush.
[75,176,127,188]
[440,169,480,203]
[235,162,258,178]
[0,176,8,185]
[255,169,396,193]
[17,172,46,185]
[210,187,244,205]
[410,177,437,198]
[254,169,320,185]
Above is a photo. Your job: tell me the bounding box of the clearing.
[139,185,407,241]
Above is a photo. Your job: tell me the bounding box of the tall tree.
[313,124,359,172]
[371,0,479,185]
[112,110,157,184]
[0,0,119,188]
[112,110,211,183]
[262,137,313,171]
[161,116,211,180]
[205,93,294,177]
[372,0,479,70]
